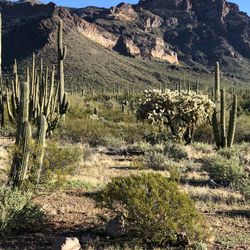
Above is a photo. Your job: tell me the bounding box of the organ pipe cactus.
[212,62,237,148]
[36,114,47,185]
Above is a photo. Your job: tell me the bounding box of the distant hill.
[1,0,250,90]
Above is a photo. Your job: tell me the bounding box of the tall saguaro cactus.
[36,114,47,184]
[227,94,237,147]
[10,82,31,187]
[58,20,69,117]
[212,62,237,149]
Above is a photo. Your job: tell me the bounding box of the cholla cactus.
[137,89,215,144]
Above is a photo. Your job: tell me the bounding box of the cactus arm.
[227,94,237,147]
[220,89,227,148]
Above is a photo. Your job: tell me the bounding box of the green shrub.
[0,186,47,233]
[217,147,240,159]
[233,175,250,200]
[97,173,209,247]
[164,143,188,160]
[143,150,168,170]
[41,141,83,187]
[205,155,244,186]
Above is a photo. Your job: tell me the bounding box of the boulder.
[105,215,125,237]
[52,237,81,250]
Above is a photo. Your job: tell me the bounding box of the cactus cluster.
[6,21,69,134]
[0,14,70,187]
[212,62,237,149]
[137,89,215,144]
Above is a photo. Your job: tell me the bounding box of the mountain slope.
[1,0,250,89]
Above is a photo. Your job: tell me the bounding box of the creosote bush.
[97,173,209,247]
[164,142,188,160]
[205,155,244,186]
[0,186,47,233]
[41,141,83,187]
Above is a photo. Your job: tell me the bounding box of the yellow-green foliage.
[137,89,215,144]
[41,141,83,186]
[0,186,47,233]
[205,155,244,186]
[97,173,209,247]
[63,95,156,146]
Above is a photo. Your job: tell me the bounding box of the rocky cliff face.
[0,0,250,68]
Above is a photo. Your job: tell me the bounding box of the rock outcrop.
[113,36,141,57]
[0,0,250,68]
[109,3,138,21]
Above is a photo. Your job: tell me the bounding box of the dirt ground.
[0,138,249,250]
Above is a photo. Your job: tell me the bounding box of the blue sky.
[40,0,249,15]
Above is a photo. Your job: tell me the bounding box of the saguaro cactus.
[212,62,237,149]
[10,82,31,187]
[57,20,69,116]
[36,114,47,184]
[227,94,237,147]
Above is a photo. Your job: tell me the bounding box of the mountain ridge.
[0,0,250,89]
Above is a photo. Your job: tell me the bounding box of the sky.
[39,0,250,15]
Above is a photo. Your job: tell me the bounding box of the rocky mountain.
[0,0,250,88]
[77,0,250,66]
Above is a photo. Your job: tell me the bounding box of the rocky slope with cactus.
[1,0,250,88]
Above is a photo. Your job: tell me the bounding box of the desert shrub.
[40,141,83,186]
[164,142,188,160]
[217,147,240,159]
[137,89,215,144]
[205,155,244,186]
[193,143,213,154]
[235,114,250,142]
[194,124,214,144]
[97,173,209,247]
[0,186,47,233]
[233,175,250,200]
[143,150,168,170]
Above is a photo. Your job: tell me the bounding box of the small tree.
[137,89,215,144]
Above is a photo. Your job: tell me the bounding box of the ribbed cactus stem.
[10,120,32,187]
[220,89,227,148]
[16,82,29,144]
[187,82,190,93]
[212,110,221,148]
[195,81,199,94]
[6,87,15,123]
[178,81,181,94]
[46,66,55,118]
[36,114,47,184]
[31,53,35,97]
[227,94,237,147]
[19,121,31,183]
[215,62,220,102]
[44,66,49,110]
[58,20,67,105]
